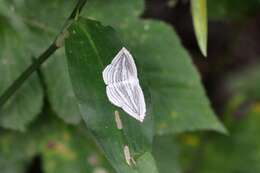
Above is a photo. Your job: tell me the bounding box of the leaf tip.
[200,43,207,57]
[214,123,229,135]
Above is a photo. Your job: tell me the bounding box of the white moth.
[102,47,146,122]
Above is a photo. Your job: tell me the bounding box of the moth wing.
[103,47,138,85]
[102,64,113,85]
[120,47,138,78]
[107,80,146,122]
[106,85,123,107]
[127,82,146,122]
[132,83,146,122]
[112,47,138,78]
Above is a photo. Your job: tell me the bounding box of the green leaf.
[191,0,208,57]
[0,111,115,173]
[83,0,226,134]
[83,0,144,26]
[136,152,158,173]
[119,20,226,135]
[65,18,157,173]
[153,135,182,173]
[0,15,43,131]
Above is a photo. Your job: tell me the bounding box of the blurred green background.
[0,0,260,173]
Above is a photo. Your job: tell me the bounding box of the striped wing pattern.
[102,47,146,122]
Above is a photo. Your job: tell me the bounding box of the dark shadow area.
[26,155,43,173]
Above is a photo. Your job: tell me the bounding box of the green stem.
[0,0,87,108]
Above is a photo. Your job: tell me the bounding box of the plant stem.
[0,44,57,107]
[0,0,87,108]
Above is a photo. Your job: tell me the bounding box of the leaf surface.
[65,18,157,173]
[83,0,226,134]
[153,135,181,173]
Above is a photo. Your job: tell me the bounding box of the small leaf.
[65,18,157,173]
[191,0,208,57]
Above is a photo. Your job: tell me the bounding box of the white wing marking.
[102,47,146,122]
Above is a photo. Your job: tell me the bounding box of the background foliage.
[0,0,260,173]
